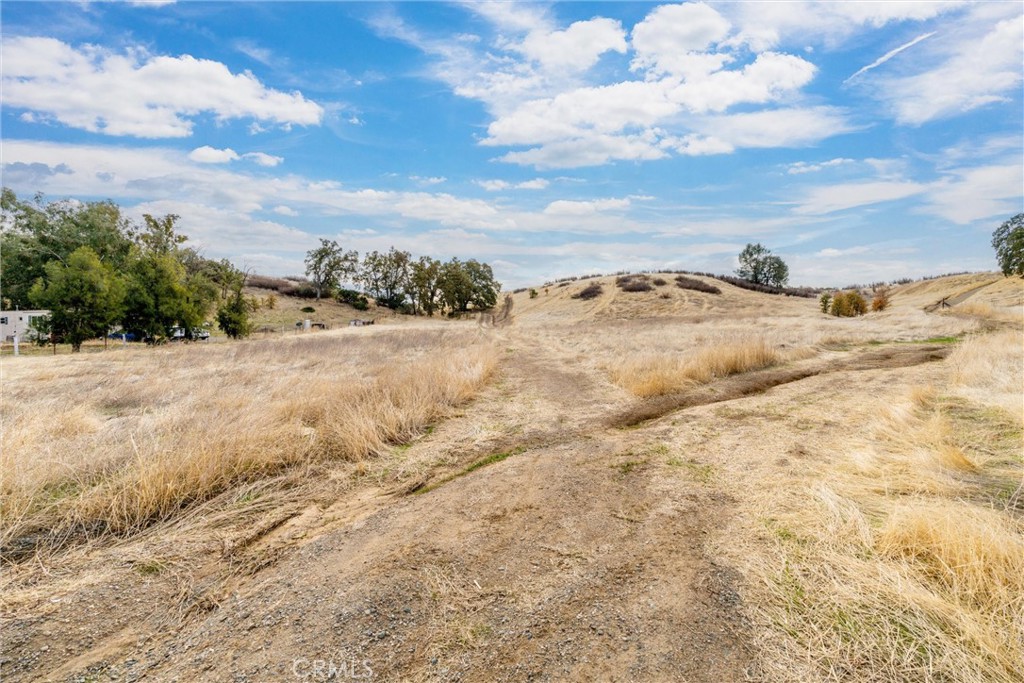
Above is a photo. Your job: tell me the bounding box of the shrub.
[264,294,277,310]
[300,306,316,314]
[337,288,370,311]
[652,277,668,286]
[573,283,604,300]
[819,292,832,314]
[245,274,292,291]
[830,291,868,317]
[871,286,891,312]
[282,281,318,298]
[529,288,539,299]
[617,275,653,292]
[674,275,721,295]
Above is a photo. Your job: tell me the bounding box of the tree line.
[303,239,500,316]
[1,189,502,351]
[1,189,260,350]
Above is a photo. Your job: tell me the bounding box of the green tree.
[736,243,789,287]
[992,213,1024,277]
[121,251,192,341]
[463,259,501,310]
[1,188,134,308]
[305,239,358,300]
[409,256,442,316]
[121,214,217,341]
[438,258,474,315]
[138,213,187,256]
[28,246,125,352]
[215,264,254,339]
[360,247,411,310]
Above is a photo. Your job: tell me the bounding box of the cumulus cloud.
[189,146,239,163]
[189,147,282,167]
[519,17,627,71]
[0,36,323,138]
[631,2,732,76]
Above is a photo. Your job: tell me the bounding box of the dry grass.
[738,329,1024,682]
[608,338,780,397]
[948,328,1024,423]
[1,328,497,551]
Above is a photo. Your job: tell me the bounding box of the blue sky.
[2,1,1021,287]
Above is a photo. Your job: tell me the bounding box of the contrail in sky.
[844,31,937,83]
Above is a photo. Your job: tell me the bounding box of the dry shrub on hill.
[616,275,654,293]
[675,275,722,295]
[572,283,604,301]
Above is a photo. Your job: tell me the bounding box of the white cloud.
[921,162,1024,224]
[543,198,631,215]
[483,79,679,147]
[793,180,926,215]
[667,51,817,113]
[410,175,447,186]
[816,245,871,258]
[500,131,669,169]
[787,158,856,174]
[631,2,732,76]
[844,31,936,83]
[476,178,549,191]
[879,16,1023,124]
[475,179,511,192]
[695,106,855,149]
[723,1,963,52]
[519,17,627,71]
[188,147,282,167]
[273,205,299,217]
[1,139,512,233]
[243,152,283,167]
[0,36,323,138]
[129,200,312,253]
[188,146,239,163]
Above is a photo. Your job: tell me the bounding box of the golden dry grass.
[738,329,1024,682]
[1,328,496,548]
[607,338,781,396]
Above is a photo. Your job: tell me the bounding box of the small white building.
[1,310,50,341]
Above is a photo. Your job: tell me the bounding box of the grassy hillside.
[1,271,1020,683]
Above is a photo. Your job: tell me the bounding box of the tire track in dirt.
[606,344,953,429]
